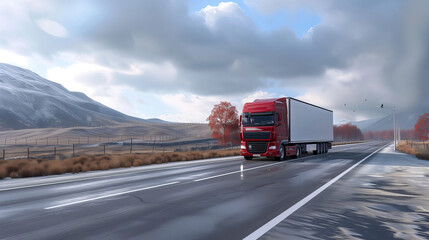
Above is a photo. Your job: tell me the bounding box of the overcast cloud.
[0,0,427,122]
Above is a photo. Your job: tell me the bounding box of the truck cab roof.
[243,98,287,113]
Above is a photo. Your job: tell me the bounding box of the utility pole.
[381,104,397,150]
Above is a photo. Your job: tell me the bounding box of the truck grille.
[243,131,270,140]
[246,142,268,154]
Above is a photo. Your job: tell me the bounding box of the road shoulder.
[262,144,429,239]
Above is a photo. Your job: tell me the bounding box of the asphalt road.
[0,141,390,239]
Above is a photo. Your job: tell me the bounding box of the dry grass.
[0,149,240,180]
[397,141,429,160]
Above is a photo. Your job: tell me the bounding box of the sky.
[0,0,428,124]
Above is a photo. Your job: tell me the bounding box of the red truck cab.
[240,98,294,160]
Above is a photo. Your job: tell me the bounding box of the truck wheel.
[279,145,286,161]
[244,156,253,160]
[292,145,301,158]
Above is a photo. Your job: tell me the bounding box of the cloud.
[158,93,223,123]
[0,1,339,94]
[240,90,275,106]
[46,62,141,117]
[0,49,29,67]
[0,0,428,122]
[36,19,68,37]
[197,2,251,30]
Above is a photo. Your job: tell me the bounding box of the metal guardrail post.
[27,147,29,159]
[72,144,75,156]
[54,147,56,159]
[2,149,4,160]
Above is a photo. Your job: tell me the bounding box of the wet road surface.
[261,144,429,240]
[0,142,395,239]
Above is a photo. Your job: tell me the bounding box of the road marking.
[194,156,310,182]
[194,162,281,182]
[44,181,179,210]
[0,156,242,192]
[243,143,388,240]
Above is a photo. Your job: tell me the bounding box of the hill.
[0,63,146,130]
[352,108,427,132]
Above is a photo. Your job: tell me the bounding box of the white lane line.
[194,156,310,182]
[194,162,282,182]
[0,156,242,192]
[44,181,179,210]
[243,143,388,240]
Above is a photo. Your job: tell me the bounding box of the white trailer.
[287,98,334,144]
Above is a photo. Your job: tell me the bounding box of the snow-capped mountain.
[0,63,145,130]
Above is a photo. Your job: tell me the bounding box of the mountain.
[145,118,170,124]
[352,108,427,132]
[0,63,145,130]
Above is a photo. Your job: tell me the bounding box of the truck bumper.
[240,141,278,157]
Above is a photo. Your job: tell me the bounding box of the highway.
[0,141,410,239]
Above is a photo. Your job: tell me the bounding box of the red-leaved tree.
[333,123,363,142]
[414,113,429,141]
[207,101,240,145]
[364,129,417,140]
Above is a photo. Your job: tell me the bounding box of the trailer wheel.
[244,156,253,160]
[279,145,286,161]
[295,145,301,158]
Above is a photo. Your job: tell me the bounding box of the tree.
[206,101,240,145]
[333,123,363,142]
[414,113,429,141]
[364,129,417,140]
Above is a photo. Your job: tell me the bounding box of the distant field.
[0,123,211,145]
[397,140,429,160]
[0,123,215,160]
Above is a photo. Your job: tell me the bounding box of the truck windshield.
[242,112,275,126]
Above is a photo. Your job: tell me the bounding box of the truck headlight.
[269,145,276,150]
[241,145,246,149]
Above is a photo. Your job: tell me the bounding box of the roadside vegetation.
[397,141,429,160]
[0,149,240,180]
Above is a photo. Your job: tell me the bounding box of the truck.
[240,97,333,160]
